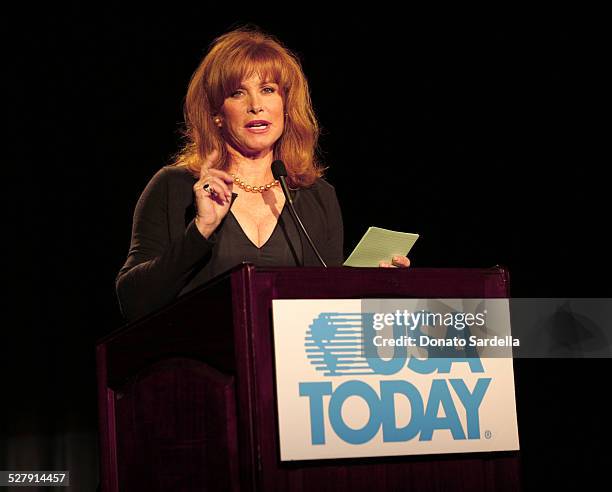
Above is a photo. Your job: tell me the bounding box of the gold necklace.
[230,173,280,193]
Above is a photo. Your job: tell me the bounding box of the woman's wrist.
[194,215,218,239]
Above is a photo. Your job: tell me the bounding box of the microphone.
[272,160,327,267]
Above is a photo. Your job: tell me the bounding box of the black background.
[3,6,610,490]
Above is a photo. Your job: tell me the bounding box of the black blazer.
[116,166,344,322]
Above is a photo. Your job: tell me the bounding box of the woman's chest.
[229,192,286,248]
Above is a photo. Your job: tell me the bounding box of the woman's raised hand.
[193,150,235,238]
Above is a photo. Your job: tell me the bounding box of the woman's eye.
[262,87,275,93]
[231,90,243,97]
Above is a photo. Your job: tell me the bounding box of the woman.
[116,27,408,322]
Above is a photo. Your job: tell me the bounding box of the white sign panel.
[272,299,520,461]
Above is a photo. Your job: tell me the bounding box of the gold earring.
[214,117,222,126]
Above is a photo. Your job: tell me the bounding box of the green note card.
[343,227,419,267]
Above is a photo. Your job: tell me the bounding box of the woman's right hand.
[193,150,235,238]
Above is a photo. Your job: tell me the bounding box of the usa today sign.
[271,299,520,461]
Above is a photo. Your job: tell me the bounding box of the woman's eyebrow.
[233,79,278,90]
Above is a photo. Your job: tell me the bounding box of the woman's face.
[218,73,285,159]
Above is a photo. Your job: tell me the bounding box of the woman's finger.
[200,176,231,202]
[391,256,410,268]
[199,149,220,180]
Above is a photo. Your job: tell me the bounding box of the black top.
[116,166,344,322]
[198,203,303,281]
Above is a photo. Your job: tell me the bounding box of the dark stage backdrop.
[4,7,609,491]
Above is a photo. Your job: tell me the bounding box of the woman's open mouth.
[245,120,271,133]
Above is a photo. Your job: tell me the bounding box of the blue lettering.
[420,379,465,441]
[299,382,332,444]
[380,380,423,442]
[408,356,484,375]
[299,378,491,445]
[329,381,380,444]
[450,378,491,439]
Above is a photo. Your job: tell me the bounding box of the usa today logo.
[272,299,519,460]
[301,312,490,445]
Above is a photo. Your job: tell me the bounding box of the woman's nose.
[247,94,263,113]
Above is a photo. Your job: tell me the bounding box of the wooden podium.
[97,265,520,491]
